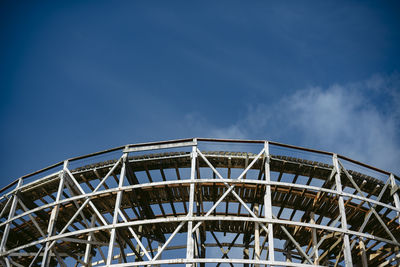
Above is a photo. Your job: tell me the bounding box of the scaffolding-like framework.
[0,138,399,266]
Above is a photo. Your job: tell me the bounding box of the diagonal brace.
[339,160,398,243]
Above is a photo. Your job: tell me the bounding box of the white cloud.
[284,82,400,173]
[185,73,400,174]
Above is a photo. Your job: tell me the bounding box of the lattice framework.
[0,138,399,266]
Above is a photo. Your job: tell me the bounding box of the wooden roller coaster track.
[0,138,399,266]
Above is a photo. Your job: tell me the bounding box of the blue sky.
[1,1,400,185]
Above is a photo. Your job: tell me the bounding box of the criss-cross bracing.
[0,138,399,266]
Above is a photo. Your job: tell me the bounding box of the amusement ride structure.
[0,138,399,266]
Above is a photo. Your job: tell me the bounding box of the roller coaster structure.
[0,138,399,266]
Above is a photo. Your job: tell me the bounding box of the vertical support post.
[389,173,400,266]
[285,247,292,262]
[194,229,200,263]
[333,154,353,267]
[0,178,23,266]
[107,152,127,265]
[254,204,260,266]
[135,225,143,261]
[359,240,368,267]
[264,142,274,264]
[243,233,250,267]
[200,231,206,267]
[84,214,97,264]
[186,141,197,267]
[310,212,319,265]
[42,161,67,267]
[389,174,400,224]
[155,242,163,267]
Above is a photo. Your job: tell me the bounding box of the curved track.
[0,138,399,266]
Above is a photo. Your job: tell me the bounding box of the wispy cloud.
[184,73,400,174]
[282,80,399,173]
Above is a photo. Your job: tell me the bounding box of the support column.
[264,142,274,264]
[194,228,200,259]
[243,233,250,267]
[389,173,400,266]
[107,153,127,265]
[310,212,319,265]
[359,240,368,267]
[42,161,67,267]
[155,242,163,267]
[254,204,260,266]
[333,154,353,267]
[389,174,400,224]
[135,225,143,261]
[84,214,97,265]
[0,178,23,266]
[200,229,206,267]
[186,143,197,267]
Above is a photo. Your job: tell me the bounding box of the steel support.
[0,178,22,267]
[311,212,319,265]
[84,214,96,265]
[264,142,275,263]
[359,239,368,267]
[389,174,400,224]
[254,204,260,265]
[42,161,67,267]
[338,161,398,243]
[107,153,127,265]
[350,178,391,251]
[333,154,353,266]
[1,138,400,266]
[186,144,197,267]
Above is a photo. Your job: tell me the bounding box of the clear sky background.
[1,1,400,187]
